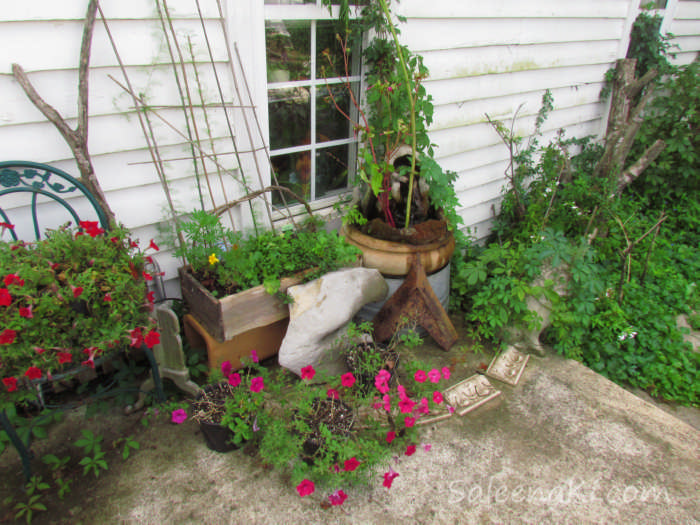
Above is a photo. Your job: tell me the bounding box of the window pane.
[268,87,310,150]
[316,83,357,143]
[265,1,315,4]
[266,20,311,82]
[271,151,311,205]
[316,144,351,199]
[316,21,360,78]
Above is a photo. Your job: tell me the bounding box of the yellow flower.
[208,253,219,265]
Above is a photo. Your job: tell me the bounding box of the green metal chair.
[0,160,165,481]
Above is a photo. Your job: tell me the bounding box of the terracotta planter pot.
[341,224,455,277]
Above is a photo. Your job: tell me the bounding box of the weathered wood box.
[178,266,303,343]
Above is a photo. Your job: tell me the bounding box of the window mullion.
[310,19,317,202]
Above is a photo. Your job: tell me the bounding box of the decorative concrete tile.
[486,347,529,386]
[442,374,501,416]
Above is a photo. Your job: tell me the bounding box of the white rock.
[278,268,388,376]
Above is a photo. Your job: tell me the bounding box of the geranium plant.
[0,221,159,403]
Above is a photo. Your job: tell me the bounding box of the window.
[264,1,362,208]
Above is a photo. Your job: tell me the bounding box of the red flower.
[4,274,24,287]
[228,373,241,387]
[144,329,160,349]
[432,391,443,404]
[404,416,416,428]
[414,370,427,383]
[296,479,315,497]
[327,388,340,400]
[34,347,45,354]
[110,236,120,244]
[24,366,42,380]
[103,293,112,302]
[19,305,33,318]
[343,457,360,472]
[0,222,15,231]
[0,288,11,306]
[130,240,139,249]
[0,329,16,344]
[386,431,396,444]
[146,291,155,304]
[129,327,144,347]
[341,372,355,388]
[79,221,104,237]
[249,376,264,393]
[301,365,316,381]
[328,489,348,506]
[405,444,416,456]
[72,286,83,298]
[142,271,153,281]
[2,377,17,392]
[398,397,415,414]
[148,239,159,251]
[383,468,399,489]
[57,352,73,365]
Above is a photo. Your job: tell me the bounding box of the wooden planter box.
[179,266,305,343]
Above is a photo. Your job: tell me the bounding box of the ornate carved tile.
[442,374,501,416]
[486,347,529,386]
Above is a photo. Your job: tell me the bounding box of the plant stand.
[372,254,457,351]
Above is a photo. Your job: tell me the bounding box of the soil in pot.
[191,383,242,453]
[300,397,355,464]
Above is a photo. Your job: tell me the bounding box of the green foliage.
[453,88,699,405]
[74,429,109,478]
[13,476,49,524]
[173,211,360,296]
[626,8,676,78]
[629,60,699,204]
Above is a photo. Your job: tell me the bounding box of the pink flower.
[301,365,316,380]
[328,489,348,506]
[3,377,18,392]
[383,468,399,488]
[250,376,264,393]
[414,370,427,383]
[441,367,451,380]
[416,397,430,415]
[428,368,441,383]
[19,306,33,318]
[171,408,187,424]
[144,329,160,349]
[447,405,455,414]
[404,416,415,428]
[327,388,340,400]
[433,391,443,404]
[148,239,160,251]
[296,479,315,497]
[24,366,42,380]
[221,360,232,377]
[343,457,360,472]
[0,288,11,306]
[34,347,45,354]
[341,372,355,388]
[374,370,391,393]
[72,286,83,298]
[423,443,432,452]
[405,444,416,456]
[228,373,241,387]
[396,384,408,400]
[386,431,396,444]
[250,349,259,363]
[103,293,112,302]
[57,352,72,365]
[0,329,16,344]
[398,397,415,414]
[382,394,391,412]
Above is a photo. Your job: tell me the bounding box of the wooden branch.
[624,68,658,99]
[77,0,98,144]
[615,139,666,195]
[213,186,314,228]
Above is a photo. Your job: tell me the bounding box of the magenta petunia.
[386,430,396,444]
[383,468,399,489]
[19,305,33,318]
[382,394,391,412]
[250,376,264,393]
[301,365,316,381]
[228,373,241,387]
[433,391,444,404]
[250,349,259,363]
[428,368,441,383]
[343,457,360,472]
[148,239,160,251]
[405,444,416,456]
[0,288,12,306]
[441,367,451,380]
[57,352,72,365]
[341,372,355,388]
[398,397,415,414]
[129,327,144,347]
[221,360,232,377]
[414,370,427,383]
[404,416,416,428]
[171,408,187,424]
[72,286,83,298]
[24,366,42,380]
[2,377,18,392]
[327,388,340,400]
[328,489,348,506]
[296,479,315,497]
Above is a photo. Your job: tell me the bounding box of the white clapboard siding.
[1,0,699,294]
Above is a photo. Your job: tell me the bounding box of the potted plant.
[190,354,270,452]
[321,0,465,323]
[173,210,360,371]
[0,221,159,404]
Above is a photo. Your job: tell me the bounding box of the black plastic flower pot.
[198,420,240,453]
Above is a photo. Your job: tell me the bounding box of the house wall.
[1,0,698,295]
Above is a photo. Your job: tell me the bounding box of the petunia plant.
[0,222,159,404]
